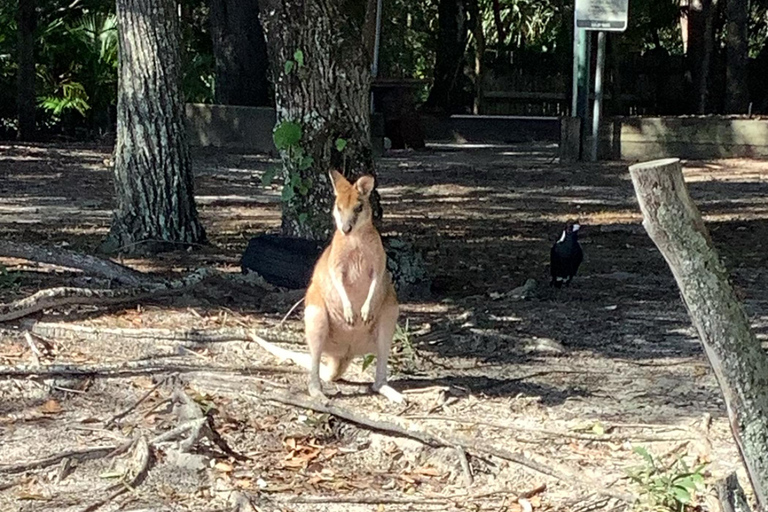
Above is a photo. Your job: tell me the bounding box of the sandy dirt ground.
[1,141,766,512]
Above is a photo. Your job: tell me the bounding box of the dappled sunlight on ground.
[1,141,766,510]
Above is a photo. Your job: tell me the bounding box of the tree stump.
[629,158,768,509]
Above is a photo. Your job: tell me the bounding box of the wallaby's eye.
[354,203,364,214]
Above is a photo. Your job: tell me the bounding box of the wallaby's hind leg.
[372,294,404,403]
[305,304,329,399]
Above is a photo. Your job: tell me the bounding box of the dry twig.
[105,374,175,427]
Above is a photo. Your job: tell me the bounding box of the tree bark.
[628,158,768,510]
[259,0,377,241]
[687,0,718,113]
[104,0,206,254]
[491,0,505,45]
[467,0,485,115]
[210,0,271,107]
[423,0,469,114]
[16,0,36,141]
[725,0,749,114]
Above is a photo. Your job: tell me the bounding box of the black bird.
[550,220,583,288]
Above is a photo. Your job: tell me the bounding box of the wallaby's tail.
[250,333,313,370]
[249,332,341,381]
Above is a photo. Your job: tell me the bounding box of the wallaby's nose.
[342,224,352,234]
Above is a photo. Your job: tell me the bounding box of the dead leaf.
[518,498,533,512]
[132,376,156,389]
[39,400,62,415]
[412,466,441,477]
[214,461,234,473]
[16,491,49,501]
[234,478,252,489]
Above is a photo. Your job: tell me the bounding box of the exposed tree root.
[24,320,305,345]
[81,436,152,512]
[0,445,126,475]
[0,268,216,322]
[0,240,152,286]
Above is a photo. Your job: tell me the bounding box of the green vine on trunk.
[260,49,350,231]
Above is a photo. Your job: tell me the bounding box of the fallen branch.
[25,321,305,345]
[105,374,175,427]
[0,269,215,322]
[404,415,690,443]
[194,374,633,503]
[0,240,152,286]
[456,445,473,487]
[0,445,123,475]
[0,359,301,380]
[81,436,152,512]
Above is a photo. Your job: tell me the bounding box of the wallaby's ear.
[328,169,346,194]
[355,175,375,197]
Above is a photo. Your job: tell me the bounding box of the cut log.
[629,158,768,509]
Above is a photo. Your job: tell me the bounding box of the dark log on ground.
[629,157,768,509]
[240,234,323,289]
[240,234,431,299]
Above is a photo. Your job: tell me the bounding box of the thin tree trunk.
[629,158,768,510]
[103,0,206,254]
[259,0,377,241]
[491,0,505,45]
[16,0,36,141]
[423,0,469,114]
[468,0,485,114]
[362,0,378,64]
[687,0,718,113]
[725,0,749,113]
[210,0,270,107]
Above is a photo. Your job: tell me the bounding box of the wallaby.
[251,170,404,403]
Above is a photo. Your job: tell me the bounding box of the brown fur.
[301,170,403,402]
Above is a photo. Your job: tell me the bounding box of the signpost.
[572,0,629,161]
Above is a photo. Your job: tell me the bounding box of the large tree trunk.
[423,0,469,114]
[259,0,377,241]
[103,0,206,254]
[629,158,768,510]
[16,0,36,141]
[210,0,270,107]
[725,0,749,113]
[687,0,718,113]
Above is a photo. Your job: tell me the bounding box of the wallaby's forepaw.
[361,302,373,324]
[373,384,406,404]
[343,303,355,325]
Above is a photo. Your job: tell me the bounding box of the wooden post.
[628,158,768,509]
[560,117,581,162]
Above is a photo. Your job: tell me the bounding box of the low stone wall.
[185,104,386,155]
[597,116,768,160]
